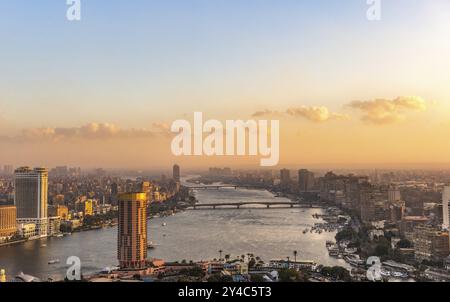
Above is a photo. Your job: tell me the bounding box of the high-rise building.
[0,205,17,238]
[85,200,94,216]
[414,225,449,262]
[280,169,291,191]
[3,165,13,176]
[173,164,181,182]
[0,269,6,283]
[298,169,315,192]
[14,167,49,237]
[388,186,401,203]
[118,193,148,270]
[443,185,450,230]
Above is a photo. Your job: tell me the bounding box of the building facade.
[414,225,450,262]
[443,185,450,230]
[298,169,315,192]
[118,193,148,270]
[0,205,17,238]
[173,164,181,183]
[14,167,49,237]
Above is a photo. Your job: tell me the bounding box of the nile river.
[0,187,348,280]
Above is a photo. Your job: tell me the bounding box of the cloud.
[348,96,427,125]
[152,122,173,137]
[2,122,163,143]
[252,110,281,118]
[286,106,350,122]
[252,106,349,122]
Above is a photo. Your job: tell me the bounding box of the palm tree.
[286,256,290,269]
[225,254,230,262]
[293,250,298,264]
[219,250,223,261]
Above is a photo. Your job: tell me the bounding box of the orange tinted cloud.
[348,96,427,125]
[252,106,349,122]
[2,122,160,143]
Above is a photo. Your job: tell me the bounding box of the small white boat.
[48,259,60,265]
[162,222,167,227]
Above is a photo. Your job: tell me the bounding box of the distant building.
[173,164,181,182]
[3,165,13,176]
[389,200,406,223]
[118,193,148,270]
[298,169,315,192]
[443,185,450,230]
[17,223,37,239]
[388,186,401,203]
[414,225,449,262]
[14,167,48,238]
[57,205,69,221]
[48,216,61,236]
[85,200,94,216]
[280,169,291,191]
[400,216,429,242]
[0,205,17,238]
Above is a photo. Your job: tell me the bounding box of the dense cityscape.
[2,1,450,296]
[1,164,450,282]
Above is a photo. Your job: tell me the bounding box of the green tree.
[278,269,306,282]
[321,266,351,282]
[207,274,233,282]
[396,239,412,249]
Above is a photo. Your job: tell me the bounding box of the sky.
[0,0,450,170]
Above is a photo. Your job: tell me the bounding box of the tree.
[251,274,266,282]
[396,239,412,249]
[374,237,391,257]
[321,266,351,282]
[293,251,298,264]
[278,269,307,282]
[207,274,233,282]
[219,250,223,261]
[336,228,357,242]
[248,258,256,269]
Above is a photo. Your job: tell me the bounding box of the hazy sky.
[1,0,449,169]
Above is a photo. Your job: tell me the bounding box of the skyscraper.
[118,193,148,270]
[14,167,48,237]
[0,205,17,238]
[298,169,315,192]
[3,165,13,176]
[443,185,450,230]
[280,169,291,191]
[173,164,181,182]
[388,186,401,203]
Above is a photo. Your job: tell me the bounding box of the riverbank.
[0,239,27,247]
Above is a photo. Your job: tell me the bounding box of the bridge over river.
[188,201,322,210]
[185,185,265,190]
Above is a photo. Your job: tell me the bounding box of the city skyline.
[1,0,450,169]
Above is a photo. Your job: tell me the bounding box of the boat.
[55,234,64,238]
[147,241,157,249]
[343,254,365,267]
[344,248,358,255]
[162,222,167,227]
[48,259,60,265]
[40,244,47,248]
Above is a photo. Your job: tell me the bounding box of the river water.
[0,186,348,280]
